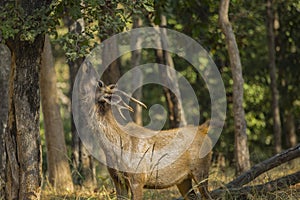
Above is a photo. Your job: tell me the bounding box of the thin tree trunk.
[99,1,121,85]
[66,17,97,188]
[6,34,44,200]
[68,55,83,185]
[219,0,251,174]
[40,35,74,192]
[101,36,121,85]
[267,0,282,154]
[131,17,143,125]
[0,44,10,198]
[285,110,297,148]
[155,15,187,128]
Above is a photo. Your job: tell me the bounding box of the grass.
[42,158,300,200]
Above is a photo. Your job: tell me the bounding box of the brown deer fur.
[93,80,212,200]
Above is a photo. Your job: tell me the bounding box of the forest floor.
[42,158,300,200]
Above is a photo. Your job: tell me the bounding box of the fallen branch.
[226,143,300,188]
[211,171,300,199]
[209,143,300,198]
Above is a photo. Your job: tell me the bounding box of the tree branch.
[210,144,300,198]
[211,171,300,198]
[227,143,300,188]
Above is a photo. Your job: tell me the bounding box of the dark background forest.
[0,0,299,199]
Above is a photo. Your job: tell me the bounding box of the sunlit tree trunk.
[131,17,143,125]
[0,44,10,198]
[155,14,187,128]
[40,35,74,192]
[266,0,282,154]
[219,0,251,174]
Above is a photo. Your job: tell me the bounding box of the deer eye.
[98,80,104,88]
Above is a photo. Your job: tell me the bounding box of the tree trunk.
[285,110,297,148]
[40,35,74,192]
[101,35,121,85]
[131,17,143,125]
[155,15,187,128]
[0,44,10,199]
[66,17,97,188]
[267,0,282,154]
[219,0,251,174]
[70,62,97,188]
[5,35,44,200]
[68,54,83,185]
[3,1,52,197]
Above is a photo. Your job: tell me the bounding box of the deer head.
[95,80,147,118]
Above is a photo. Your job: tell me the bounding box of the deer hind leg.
[191,170,212,200]
[176,178,199,200]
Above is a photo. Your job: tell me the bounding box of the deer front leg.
[192,171,212,200]
[114,179,129,200]
[129,183,143,200]
[176,178,199,200]
[128,174,145,200]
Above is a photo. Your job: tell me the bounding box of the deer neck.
[96,108,127,143]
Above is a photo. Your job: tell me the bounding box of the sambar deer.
[93,80,212,200]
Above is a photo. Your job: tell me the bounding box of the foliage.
[0,0,153,60]
[53,0,153,60]
[0,2,58,42]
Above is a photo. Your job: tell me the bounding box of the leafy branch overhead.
[0,0,154,60]
[0,3,58,42]
[60,0,154,60]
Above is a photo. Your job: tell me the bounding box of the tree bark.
[131,17,143,125]
[6,35,44,200]
[3,1,52,198]
[267,0,282,154]
[155,15,187,128]
[285,110,297,148]
[66,17,97,188]
[40,35,74,192]
[219,0,251,174]
[0,44,10,199]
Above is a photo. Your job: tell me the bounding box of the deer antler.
[113,89,147,109]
